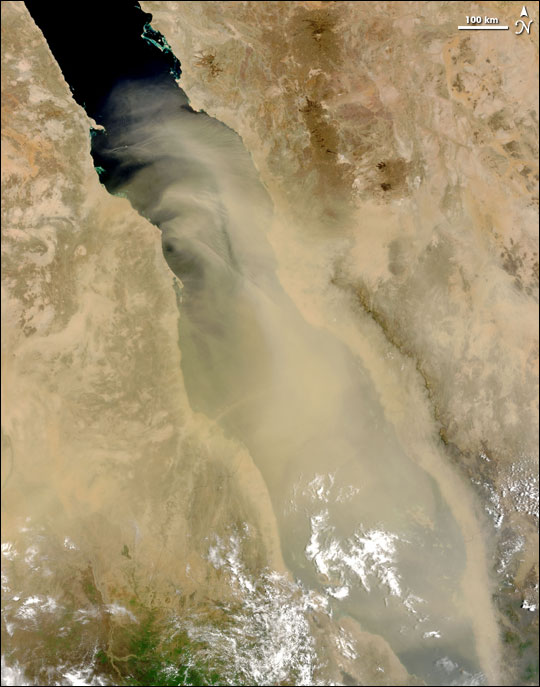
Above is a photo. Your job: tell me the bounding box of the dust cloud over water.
[90,77,502,685]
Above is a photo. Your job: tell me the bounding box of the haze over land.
[1,2,538,685]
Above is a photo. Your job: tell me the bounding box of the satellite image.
[1,1,538,685]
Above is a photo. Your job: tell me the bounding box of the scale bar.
[458,25,509,30]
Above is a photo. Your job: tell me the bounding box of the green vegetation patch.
[113,609,224,686]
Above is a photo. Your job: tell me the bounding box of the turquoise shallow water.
[8,2,503,682]
[93,77,489,685]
